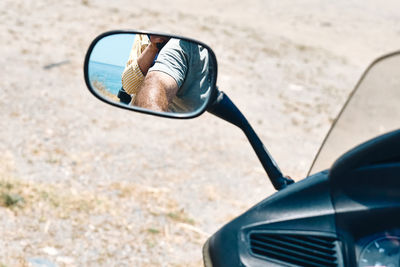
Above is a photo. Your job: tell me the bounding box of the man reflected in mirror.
[133,39,212,113]
[118,34,169,104]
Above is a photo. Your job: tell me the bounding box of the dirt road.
[1,0,399,266]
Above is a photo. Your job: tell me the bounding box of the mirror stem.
[208,90,294,190]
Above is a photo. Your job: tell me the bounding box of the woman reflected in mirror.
[118,34,169,104]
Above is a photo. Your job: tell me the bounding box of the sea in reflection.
[88,61,124,95]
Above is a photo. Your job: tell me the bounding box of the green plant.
[0,192,24,207]
[147,228,160,234]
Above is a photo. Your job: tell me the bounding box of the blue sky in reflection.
[90,33,135,67]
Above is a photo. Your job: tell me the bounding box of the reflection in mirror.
[87,33,215,115]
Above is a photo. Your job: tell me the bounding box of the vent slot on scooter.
[249,232,339,267]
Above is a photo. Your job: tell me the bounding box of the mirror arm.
[207,90,294,191]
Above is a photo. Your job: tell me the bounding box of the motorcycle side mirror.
[84,30,218,119]
[84,30,294,190]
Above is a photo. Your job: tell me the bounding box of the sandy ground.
[1,0,399,266]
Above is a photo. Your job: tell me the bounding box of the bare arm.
[137,36,169,76]
[137,42,158,76]
[134,71,179,112]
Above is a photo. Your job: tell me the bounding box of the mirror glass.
[86,33,216,116]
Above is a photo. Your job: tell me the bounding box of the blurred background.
[1,0,399,266]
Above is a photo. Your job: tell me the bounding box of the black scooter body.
[205,130,400,267]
